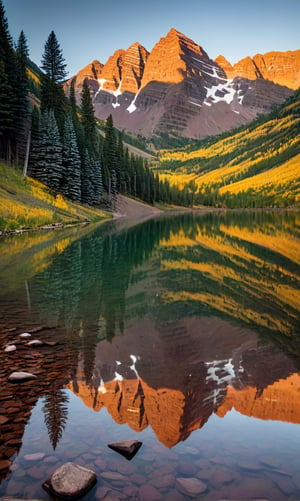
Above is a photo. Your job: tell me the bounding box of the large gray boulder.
[45,462,97,498]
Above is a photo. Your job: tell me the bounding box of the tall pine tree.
[80,78,103,204]
[62,115,81,201]
[0,0,28,163]
[80,78,97,152]
[15,30,30,164]
[40,31,67,131]
[103,114,118,206]
[34,110,63,190]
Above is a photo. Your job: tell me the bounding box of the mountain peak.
[166,27,185,38]
[141,27,209,87]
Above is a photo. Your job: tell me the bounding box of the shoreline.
[0,200,298,237]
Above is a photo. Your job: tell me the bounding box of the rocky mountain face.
[216,50,300,90]
[67,29,299,140]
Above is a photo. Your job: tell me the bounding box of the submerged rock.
[108,439,142,460]
[44,462,97,498]
[24,453,46,461]
[8,372,37,382]
[27,340,44,347]
[176,477,207,496]
[19,333,32,339]
[4,345,16,353]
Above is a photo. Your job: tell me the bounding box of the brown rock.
[209,469,233,488]
[101,490,127,501]
[24,452,46,461]
[176,476,207,496]
[108,439,142,460]
[100,471,128,482]
[94,457,107,469]
[151,473,175,489]
[139,484,163,500]
[0,415,9,425]
[27,465,44,479]
[95,486,111,499]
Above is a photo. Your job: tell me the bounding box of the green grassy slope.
[159,90,300,207]
[0,163,109,231]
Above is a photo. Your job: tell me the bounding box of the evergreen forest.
[0,1,183,211]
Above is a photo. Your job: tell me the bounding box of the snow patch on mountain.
[204,79,241,106]
[127,89,141,114]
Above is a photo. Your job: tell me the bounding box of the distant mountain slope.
[67,28,299,141]
[158,90,300,207]
[216,50,300,90]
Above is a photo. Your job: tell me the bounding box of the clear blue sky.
[3,0,300,77]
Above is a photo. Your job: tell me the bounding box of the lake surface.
[0,210,300,500]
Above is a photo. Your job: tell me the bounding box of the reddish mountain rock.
[217,373,300,423]
[100,49,125,93]
[140,28,215,87]
[68,28,298,139]
[121,42,149,94]
[65,60,103,97]
[217,50,300,89]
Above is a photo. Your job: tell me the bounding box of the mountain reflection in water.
[0,210,299,499]
[66,316,299,447]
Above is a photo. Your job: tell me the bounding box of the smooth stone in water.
[108,439,142,460]
[45,462,97,498]
[8,372,37,382]
[176,477,207,496]
[27,340,43,347]
[19,333,32,339]
[4,345,16,353]
[24,453,46,461]
[139,484,163,500]
[100,471,128,482]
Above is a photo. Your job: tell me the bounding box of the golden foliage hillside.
[0,163,109,231]
[159,90,300,207]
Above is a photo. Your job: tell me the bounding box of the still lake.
[0,210,299,500]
